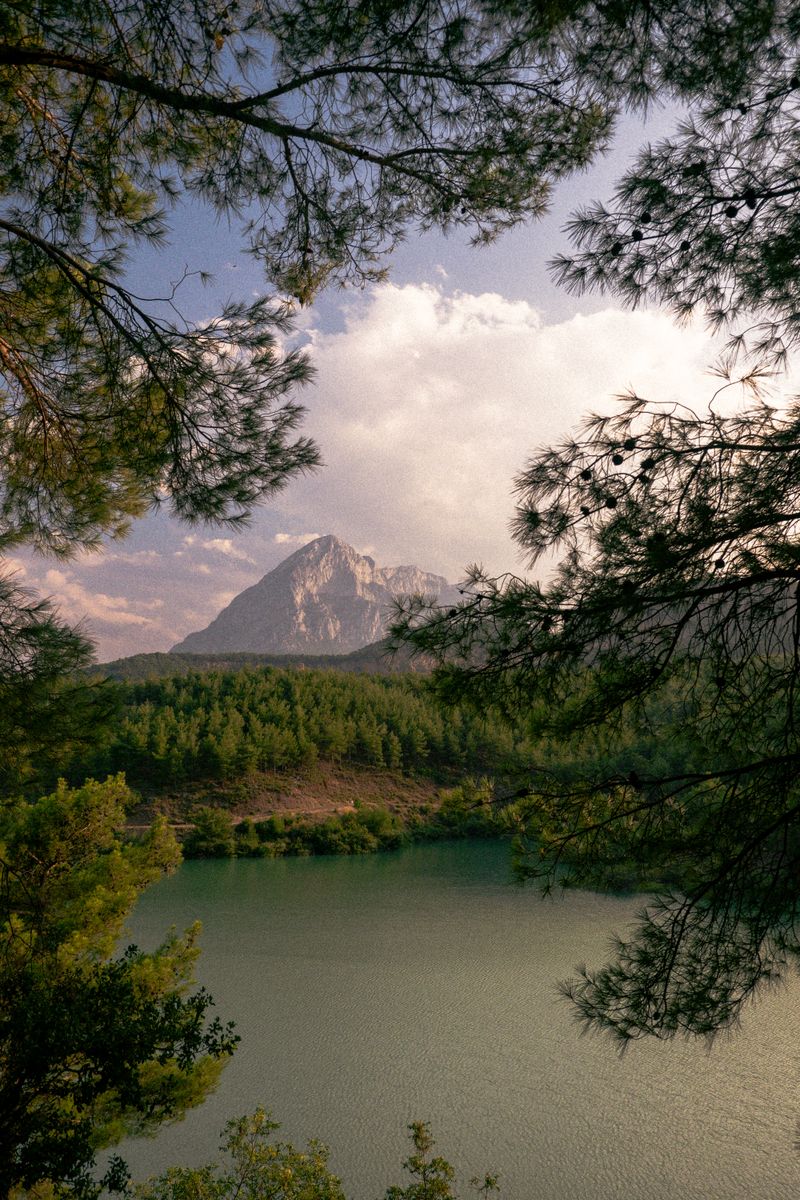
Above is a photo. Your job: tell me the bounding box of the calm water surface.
[123,841,800,1199]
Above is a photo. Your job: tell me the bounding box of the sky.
[13,105,763,662]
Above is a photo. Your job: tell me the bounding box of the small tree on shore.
[0,776,238,1197]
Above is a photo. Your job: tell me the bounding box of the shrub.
[184,807,236,857]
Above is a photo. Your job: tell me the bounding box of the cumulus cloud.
[74,549,162,568]
[274,283,720,580]
[274,531,323,546]
[5,554,188,661]
[11,506,263,663]
[41,569,163,627]
[12,281,737,659]
[201,538,256,563]
[42,572,140,626]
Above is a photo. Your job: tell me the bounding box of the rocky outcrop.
[171,535,458,655]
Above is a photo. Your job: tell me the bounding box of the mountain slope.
[96,640,434,679]
[170,534,458,655]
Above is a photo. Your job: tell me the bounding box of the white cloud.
[276,283,720,581]
[41,569,163,628]
[13,281,741,660]
[274,531,323,546]
[201,537,256,563]
[11,527,263,662]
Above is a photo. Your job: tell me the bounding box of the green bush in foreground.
[135,1111,498,1200]
[183,807,237,858]
[0,778,237,1199]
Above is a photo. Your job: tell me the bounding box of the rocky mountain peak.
[170,535,458,655]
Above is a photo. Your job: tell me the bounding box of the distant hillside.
[170,533,459,655]
[70,663,523,797]
[94,640,432,681]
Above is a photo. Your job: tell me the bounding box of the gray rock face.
[171,535,459,655]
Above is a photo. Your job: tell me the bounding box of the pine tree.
[391,0,800,1041]
[0,777,237,1197]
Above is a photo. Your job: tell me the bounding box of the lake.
[123,840,800,1199]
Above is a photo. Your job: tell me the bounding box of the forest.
[71,665,528,789]
[54,663,524,858]
[56,660,694,874]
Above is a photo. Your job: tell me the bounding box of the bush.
[255,814,285,840]
[183,786,505,862]
[183,807,236,857]
[235,818,261,856]
[435,779,498,837]
[356,806,407,848]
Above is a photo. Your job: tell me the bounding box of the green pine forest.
[85,666,521,784]
[63,662,524,856]
[49,657,695,869]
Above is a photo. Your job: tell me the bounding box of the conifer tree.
[393,0,800,1040]
[0,0,619,554]
[0,777,237,1197]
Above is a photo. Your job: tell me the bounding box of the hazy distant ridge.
[95,640,436,680]
[170,534,458,655]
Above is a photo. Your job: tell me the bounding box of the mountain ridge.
[94,640,433,680]
[170,534,458,655]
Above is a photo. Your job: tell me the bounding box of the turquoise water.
[122,841,800,1199]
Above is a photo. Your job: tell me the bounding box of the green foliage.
[135,1108,345,1200]
[183,777,503,861]
[0,574,117,798]
[433,779,500,838]
[4,1,789,552]
[384,1122,498,1200]
[135,1112,496,1200]
[235,818,261,857]
[553,75,800,368]
[185,804,399,860]
[0,777,237,1198]
[396,399,800,1040]
[0,0,622,552]
[6,4,757,1191]
[183,807,237,858]
[95,650,422,683]
[384,1123,457,1200]
[67,666,530,791]
[5,6,799,1164]
[391,1,800,1042]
